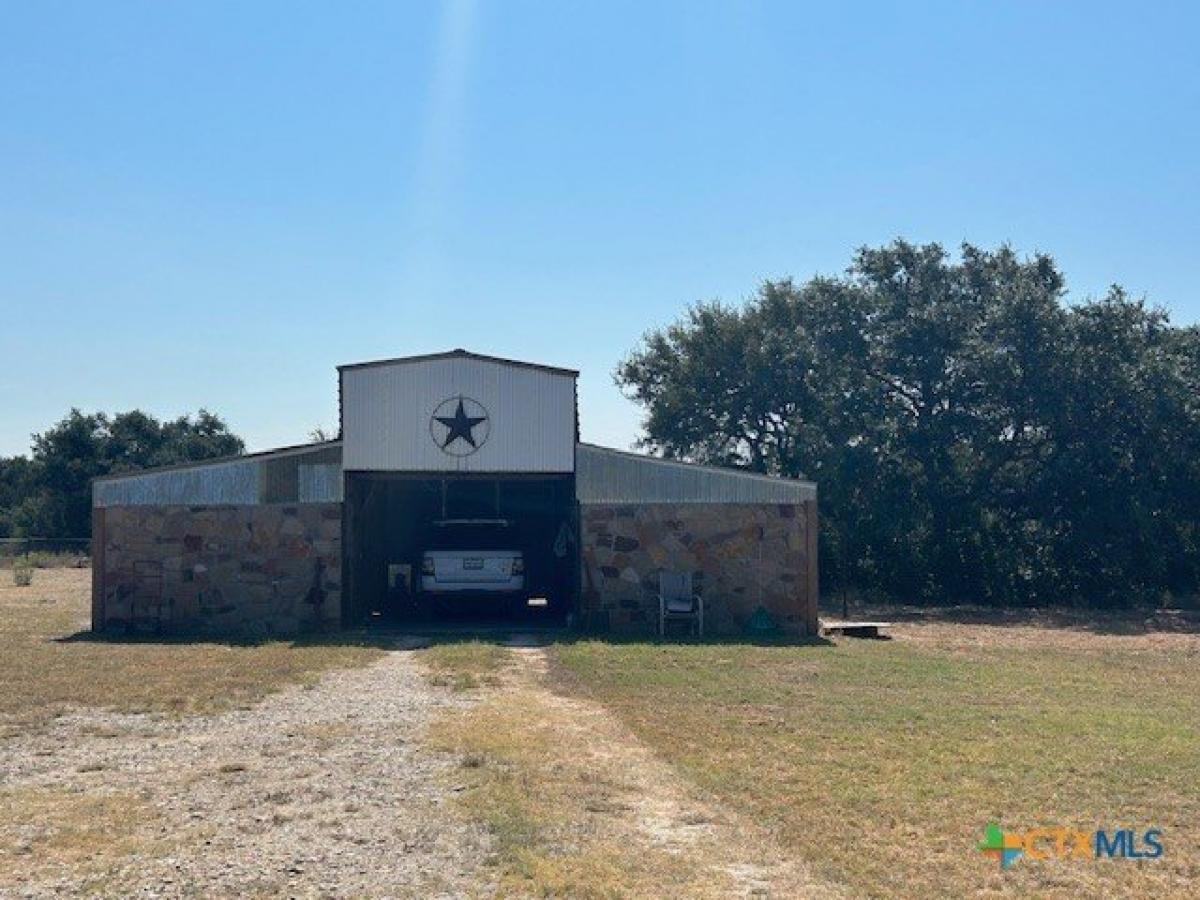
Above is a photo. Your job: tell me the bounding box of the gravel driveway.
[0,651,492,898]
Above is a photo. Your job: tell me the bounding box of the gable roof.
[336,349,579,377]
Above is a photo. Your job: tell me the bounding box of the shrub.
[12,562,33,587]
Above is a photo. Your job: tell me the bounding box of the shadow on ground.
[56,626,835,651]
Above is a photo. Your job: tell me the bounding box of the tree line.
[618,241,1200,607]
[0,410,244,542]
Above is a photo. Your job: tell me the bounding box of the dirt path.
[0,652,492,899]
[440,647,844,899]
[2,643,839,898]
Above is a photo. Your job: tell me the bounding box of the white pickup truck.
[419,519,526,599]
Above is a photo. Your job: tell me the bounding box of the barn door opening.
[344,472,576,628]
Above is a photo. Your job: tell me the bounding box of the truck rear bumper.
[420,576,526,595]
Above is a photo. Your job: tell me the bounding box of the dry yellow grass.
[422,640,511,691]
[434,689,688,897]
[0,787,195,893]
[426,649,841,899]
[0,567,383,730]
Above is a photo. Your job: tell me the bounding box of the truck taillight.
[512,558,524,575]
[421,558,435,575]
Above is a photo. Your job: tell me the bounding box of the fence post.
[91,510,106,631]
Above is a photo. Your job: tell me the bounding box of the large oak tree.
[0,409,244,541]
[618,241,1200,606]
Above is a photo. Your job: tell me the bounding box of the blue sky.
[2,1,1197,457]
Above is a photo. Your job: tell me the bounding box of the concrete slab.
[821,620,894,639]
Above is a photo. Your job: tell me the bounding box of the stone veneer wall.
[93,503,342,636]
[579,502,817,636]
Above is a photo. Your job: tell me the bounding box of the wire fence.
[0,538,92,567]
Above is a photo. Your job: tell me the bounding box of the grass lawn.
[425,645,838,898]
[0,567,384,731]
[548,617,1200,898]
[428,681,719,898]
[7,566,1197,896]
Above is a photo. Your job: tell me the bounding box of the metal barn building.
[91,351,818,636]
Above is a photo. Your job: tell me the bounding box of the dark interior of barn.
[343,473,576,628]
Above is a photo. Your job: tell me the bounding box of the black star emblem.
[434,398,487,450]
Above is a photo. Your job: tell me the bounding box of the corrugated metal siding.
[298,464,343,502]
[93,458,261,507]
[575,443,815,504]
[94,444,343,508]
[341,356,576,472]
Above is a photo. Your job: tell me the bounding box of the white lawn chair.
[657,571,704,637]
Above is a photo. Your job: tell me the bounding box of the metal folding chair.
[657,570,704,637]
